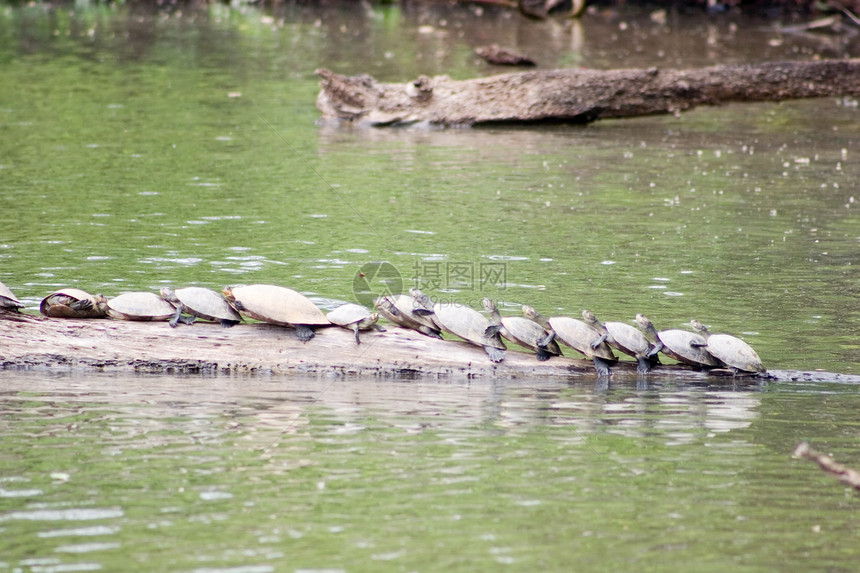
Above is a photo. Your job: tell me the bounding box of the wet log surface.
[1,312,857,383]
[316,59,860,126]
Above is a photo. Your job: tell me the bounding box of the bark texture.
[316,59,860,126]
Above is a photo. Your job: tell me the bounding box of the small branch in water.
[793,442,860,491]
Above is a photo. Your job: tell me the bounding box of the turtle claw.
[484,324,503,338]
[296,325,315,342]
[645,342,663,358]
[419,326,444,339]
[537,330,556,348]
[593,357,612,377]
[168,306,183,328]
[70,299,93,312]
[484,346,505,363]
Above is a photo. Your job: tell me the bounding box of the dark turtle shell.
[40,288,107,318]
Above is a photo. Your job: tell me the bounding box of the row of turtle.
[0,280,765,375]
[376,289,765,375]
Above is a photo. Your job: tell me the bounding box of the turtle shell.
[40,288,107,318]
[702,333,765,373]
[223,284,329,326]
[602,321,653,359]
[107,292,176,321]
[0,280,24,310]
[547,317,616,360]
[657,329,721,368]
[327,303,375,328]
[500,316,562,356]
[171,287,242,323]
[433,302,506,351]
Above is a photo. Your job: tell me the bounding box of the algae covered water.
[1,2,859,571]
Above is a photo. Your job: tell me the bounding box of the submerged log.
[316,59,860,126]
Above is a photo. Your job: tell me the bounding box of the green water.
[2,372,860,572]
[1,2,859,570]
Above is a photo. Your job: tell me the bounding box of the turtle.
[582,309,659,374]
[522,305,616,376]
[0,281,25,312]
[482,298,562,361]
[431,300,506,363]
[634,314,720,369]
[327,303,386,344]
[40,288,108,319]
[106,292,177,321]
[689,319,766,374]
[374,294,443,339]
[223,284,330,342]
[160,287,242,329]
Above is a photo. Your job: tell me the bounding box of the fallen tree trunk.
[316,59,860,126]
[0,313,855,382]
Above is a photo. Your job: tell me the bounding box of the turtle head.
[522,305,537,320]
[690,319,708,335]
[409,288,433,310]
[582,309,597,324]
[159,287,177,302]
[94,294,109,313]
[222,286,235,300]
[522,305,549,328]
[635,314,653,329]
[481,298,496,313]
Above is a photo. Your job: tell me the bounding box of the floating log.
[316,59,860,126]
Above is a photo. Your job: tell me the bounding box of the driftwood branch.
[793,442,860,491]
[316,59,860,126]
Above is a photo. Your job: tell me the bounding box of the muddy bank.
[0,313,854,382]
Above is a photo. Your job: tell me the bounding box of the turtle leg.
[592,333,608,348]
[535,347,552,361]
[592,356,612,377]
[483,346,505,363]
[179,315,196,325]
[352,325,361,345]
[484,324,503,338]
[168,305,184,328]
[419,326,444,339]
[295,325,315,342]
[635,354,651,374]
[70,299,93,312]
[372,324,386,333]
[538,330,557,348]
[220,319,240,328]
[645,341,664,358]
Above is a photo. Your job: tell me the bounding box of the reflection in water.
[1,371,858,571]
